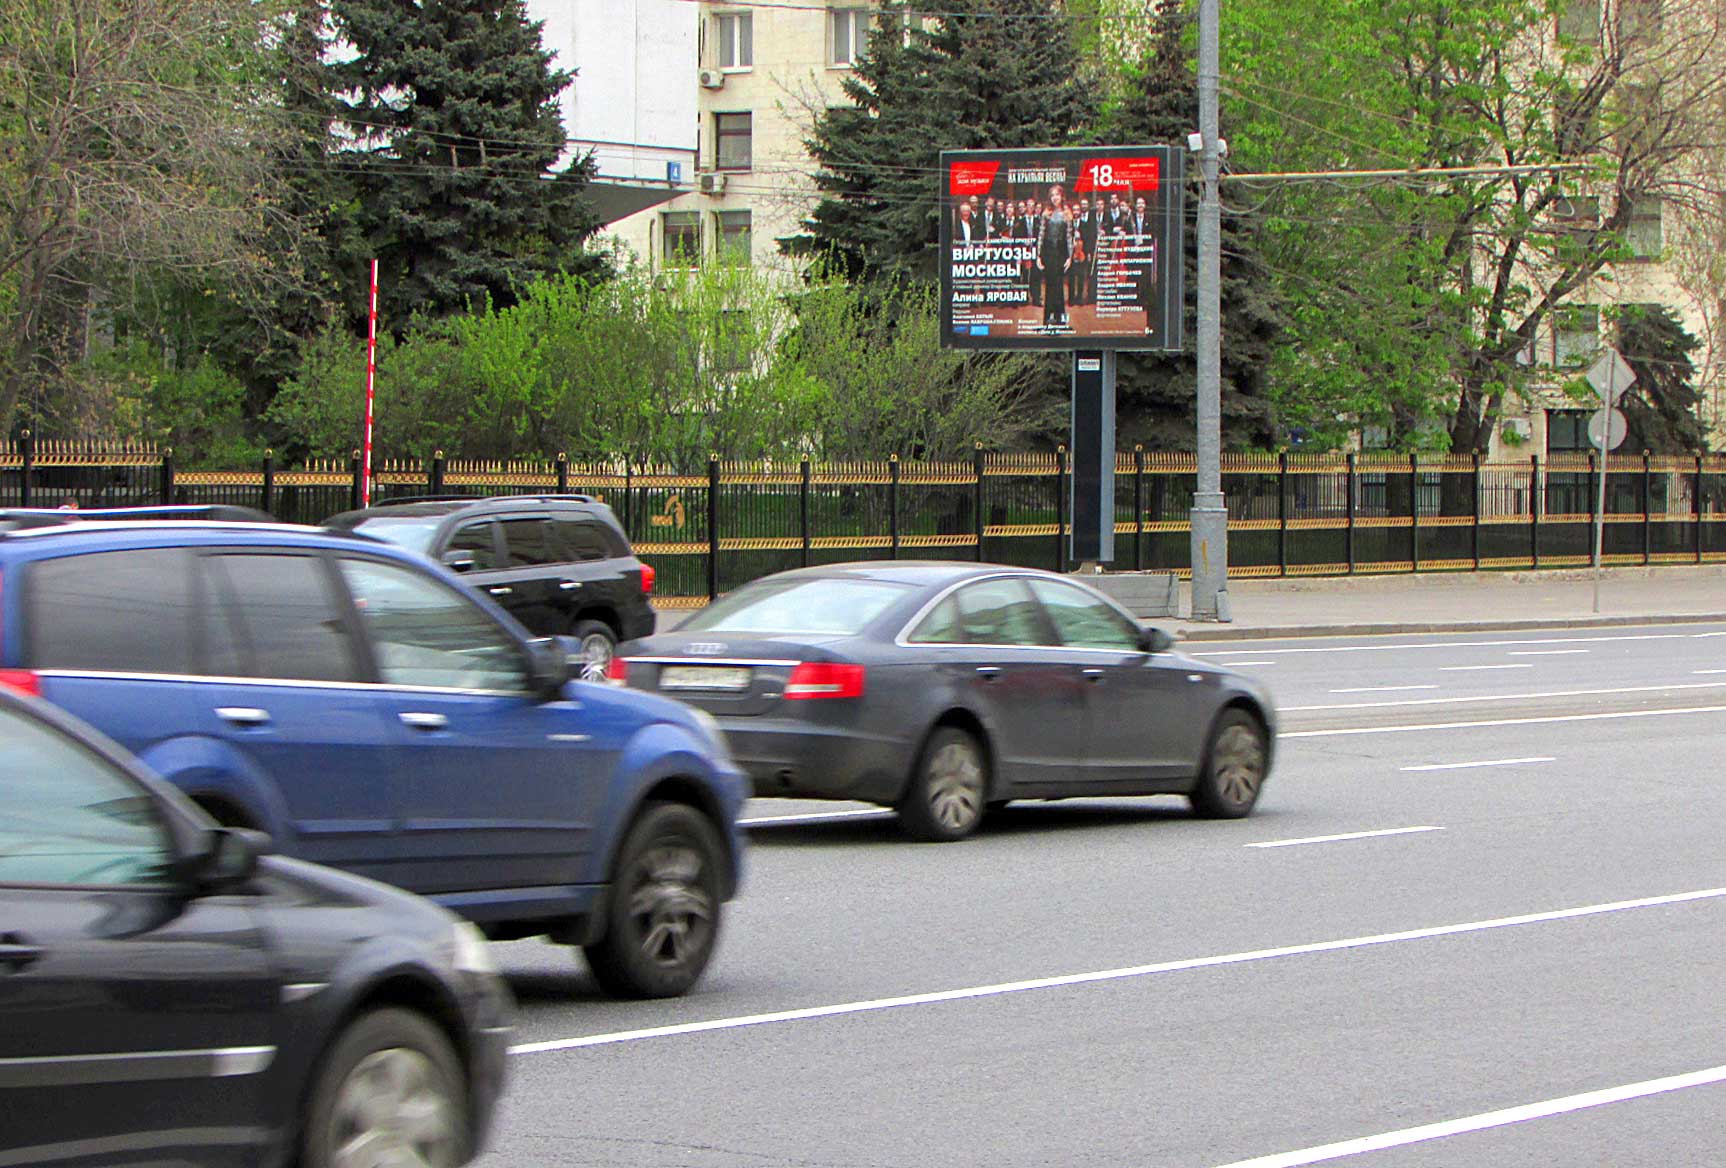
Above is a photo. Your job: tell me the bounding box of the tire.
[584,802,724,999]
[302,1008,467,1168]
[1189,708,1269,819]
[570,619,618,683]
[897,727,989,842]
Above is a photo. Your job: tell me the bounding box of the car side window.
[26,549,193,675]
[337,558,531,692]
[549,519,610,562]
[906,596,963,644]
[501,518,557,567]
[1028,579,1143,651]
[953,578,1049,646]
[206,554,363,683]
[448,522,500,570]
[0,706,175,887]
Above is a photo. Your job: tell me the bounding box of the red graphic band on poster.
[949,161,1001,196]
[1076,157,1160,194]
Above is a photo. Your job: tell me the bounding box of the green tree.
[1098,0,1282,450]
[788,0,1096,281]
[1614,304,1706,454]
[328,0,601,328]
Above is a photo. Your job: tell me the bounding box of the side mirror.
[187,827,270,894]
[441,549,477,573]
[525,637,571,700]
[1139,626,1176,654]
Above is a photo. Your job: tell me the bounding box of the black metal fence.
[7,433,1726,606]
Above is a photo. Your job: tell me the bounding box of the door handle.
[1082,668,1106,683]
[975,666,1002,681]
[399,712,448,731]
[559,580,582,591]
[216,707,271,727]
[0,932,43,973]
[487,586,514,597]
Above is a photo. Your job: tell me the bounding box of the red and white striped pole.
[362,258,379,506]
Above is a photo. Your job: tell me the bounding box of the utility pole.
[1190,0,1229,619]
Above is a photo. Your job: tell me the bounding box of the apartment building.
[533,1,874,270]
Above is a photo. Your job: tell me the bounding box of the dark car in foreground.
[614,563,1276,841]
[0,516,744,998]
[327,495,656,680]
[0,687,509,1168]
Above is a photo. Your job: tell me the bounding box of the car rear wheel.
[1189,709,1268,819]
[584,801,723,998]
[570,620,617,682]
[303,1008,467,1168]
[898,727,988,842]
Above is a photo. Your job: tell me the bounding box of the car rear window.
[351,517,443,555]
[682,578,911,635]
[27,549,193,675]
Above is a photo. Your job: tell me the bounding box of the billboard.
[938,146,1185,351]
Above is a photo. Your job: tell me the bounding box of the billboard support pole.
[1189,0,1229,620]
[1070,350,1115,568]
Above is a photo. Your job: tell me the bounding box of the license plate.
[659,665,753,692]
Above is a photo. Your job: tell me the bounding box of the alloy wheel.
[926,740,985,832]
[624,843,715,971]
[578,632,613,682]
[327,1047,458,1168]
[1212,723,1265,807]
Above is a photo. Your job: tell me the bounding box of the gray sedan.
[613,563,1275,841]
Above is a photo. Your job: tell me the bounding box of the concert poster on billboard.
[938,146,1185,352]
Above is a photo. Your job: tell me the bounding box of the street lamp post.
[1190,0,1229,619]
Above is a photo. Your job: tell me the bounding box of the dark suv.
[328,496,656,680]
[0,518,745,998]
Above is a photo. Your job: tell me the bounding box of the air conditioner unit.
[698,68,725,89]
[697,172,727,195]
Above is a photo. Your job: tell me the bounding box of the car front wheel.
[898,727,988,842]
[570,619,617,682]
[302,1008,467,1168]
[1189,708,1268,819]
[584,801,724,998]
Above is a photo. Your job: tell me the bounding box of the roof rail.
[0,504,275,532]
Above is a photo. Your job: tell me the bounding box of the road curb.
[1170,612,1726,642]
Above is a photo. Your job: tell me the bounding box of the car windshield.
[683,577,912,635]
[351,517,443,555]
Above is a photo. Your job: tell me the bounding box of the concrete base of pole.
[1189,493,1230,621]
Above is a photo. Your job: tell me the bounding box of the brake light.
[784,662,865,700]
[638,562,655,595]
[605,656,629,685]
[0,669,41,697]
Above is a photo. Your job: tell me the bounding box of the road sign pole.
[1592,361,1614,614]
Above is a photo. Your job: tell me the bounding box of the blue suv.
[0,514,747,998]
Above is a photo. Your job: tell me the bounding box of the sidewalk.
[1170,564,1726,641]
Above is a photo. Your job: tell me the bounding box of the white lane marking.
[1328,685,1440,694]
[1218,660,1278,667]
[741,809,891,827]
[1693,669,1726,675]
[508,886,1726,1057]
[1401,757,1554,772]
[1441,664,1534,672]
[1284,680,1726,712]
[1209,1063,1726,1168]
[1507,649,1589,656]
[1247,826,1441,848]
[1284,704,1726,738]
[1189,632,1698,657]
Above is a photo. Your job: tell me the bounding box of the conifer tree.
[329,0,599,326]
[1100,0,1282,450]
[1615,305,1707,454]
[789,0,1095,281]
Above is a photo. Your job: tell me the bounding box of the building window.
[830,9,870,66]
[1619,0,1663,44]
[1553,305,1599,367]
[715,112,752,171]
[1557,0,1598,40]
[663,211,702,267]
[1625,196,1662,259]
[716,210,752,260]
[1551,193,1600,229]
[1547,409,1591,453]
[714,11,752,69]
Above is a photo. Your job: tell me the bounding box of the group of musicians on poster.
[950,184,1158,330]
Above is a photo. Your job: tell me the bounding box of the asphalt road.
[477,622,1726,1168]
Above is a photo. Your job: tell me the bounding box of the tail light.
[638,562,655,595]
[605,656,630,685]
[0,669,42,697]
[784,662,866,700]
